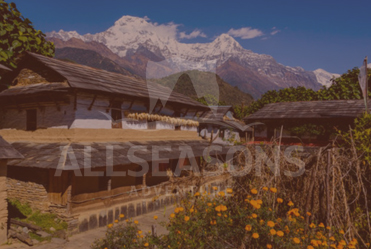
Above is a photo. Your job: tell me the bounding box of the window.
[111,101,122,129]
[26,109,37,131]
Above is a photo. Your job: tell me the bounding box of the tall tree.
[0,1,54,68]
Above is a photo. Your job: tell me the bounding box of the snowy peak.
[47,30,86,42]
[313,69,340,88]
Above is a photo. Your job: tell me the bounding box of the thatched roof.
[0,52,207,110]
[8,140,231,170]
[244,100,371,121]
[0,136,23,160]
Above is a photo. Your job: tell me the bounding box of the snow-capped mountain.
[47,15,327,99]
[313,69,341,88]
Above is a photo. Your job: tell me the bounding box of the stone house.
[0,52,231,234]
[199,106,252,144]
[244,100,371,145]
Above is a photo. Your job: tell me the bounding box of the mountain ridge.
[47,15,336,99]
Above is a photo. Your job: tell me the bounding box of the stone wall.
[0,101,75,130]
[7,167,50,212]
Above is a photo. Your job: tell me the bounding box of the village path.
[2,206,174,249]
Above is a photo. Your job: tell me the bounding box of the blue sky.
[12,0,371,74]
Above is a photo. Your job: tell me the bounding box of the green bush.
[92,188,356,249]
[8,199,32,217]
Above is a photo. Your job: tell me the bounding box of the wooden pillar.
[0,160,8,244]
[142,173,147,187]
[66,172,72,215]
[252,127,255,142]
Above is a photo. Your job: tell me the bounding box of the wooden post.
[142,173,146,187]
[252,126,255,142]
[107,179,112,191]
[66,172,72,215]
[0,160,8,244]
[326,149,331,231]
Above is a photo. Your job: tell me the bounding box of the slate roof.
[0,82,69,97]
[244,100,371,121]
[0,136,23,160]
[13,52,207,110]
[198,106,251,132]
[8,140,231,170]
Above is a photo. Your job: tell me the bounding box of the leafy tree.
[244,68,371,117]
[319,67,371,100]
[0,1,54,68]
[196,94,227,106]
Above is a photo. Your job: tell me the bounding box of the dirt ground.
[1,206,173,249]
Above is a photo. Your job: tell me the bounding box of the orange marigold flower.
[270,229,276,235]
[306,212,311,216]
[252,233,259,239]
[270,187,277,193]
[207,203,212,207]
[144,242,149,247]
[329,236,335,241]
[277,198,283,203]
[252,213,258,218]
[194,192,200,196]
[217,213,222,217]
[293,237,301,244]
[119,214,125,218]
[251,189,258,195]
[134,220,138,224]
[309,223,316,228]
[277,230,284,237]
[288,201,294,206]
[307,246,314,249]
[190,208,194,213]
[184,216,190,222]
[267,221,275,228]
[212,186,218,191]
[114,219,118,223]
[262,187,268,191]
[318,223,325,228]
[138,230,142,234]
[226,188,233,193]
[170,213,175,218]
[245,224,252,231]
[218,191,225,197]
[339,229,345,234]
[107,224,113,228]
[267,244,272,249]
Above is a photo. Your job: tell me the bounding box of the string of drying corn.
[126,113,199,127]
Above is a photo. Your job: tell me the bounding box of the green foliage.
[8,199,32,216]
[92,190,353,248]
[0,1,55,68]
[339,113,371,165]
[319,68,371,100]
[9,199,67,235]
[27,211,68,232]
[196,94,226,106]
[245,86,321,116]
[245,68,371,117]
